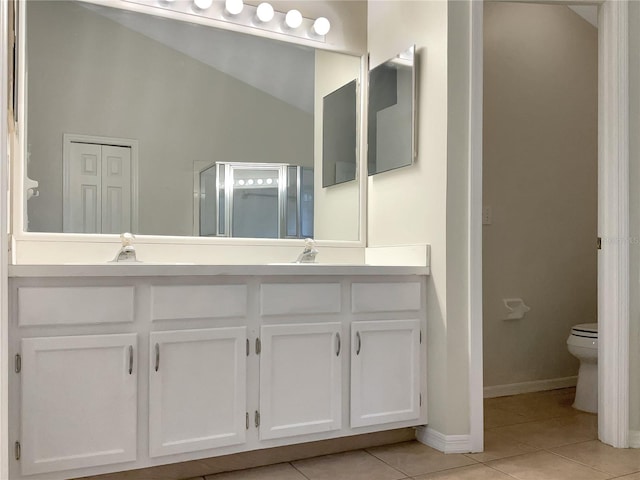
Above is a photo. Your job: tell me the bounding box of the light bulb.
[285,9,303,29]
[247,179,254,185]
[225,0,243,16]
[257,179,264,185]
[193,0,212,10]
[238,179,245,186]
[256,2,274,22]
[313,17,330,36]
[266,178,273,185]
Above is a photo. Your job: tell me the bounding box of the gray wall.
[26,1,313,236]
[483,2,598,388]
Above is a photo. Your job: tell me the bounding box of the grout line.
[362,448,410,476]
[289,461,312,480]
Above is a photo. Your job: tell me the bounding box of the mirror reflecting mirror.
[322,79,357,187]
[367,45,416,176]
[24,0,361,241]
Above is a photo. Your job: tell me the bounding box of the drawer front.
[260,283,341,316]
[18,286,135,326]
[351,282,421,313]
[151,285,247,320]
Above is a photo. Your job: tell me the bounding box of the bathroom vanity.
[8,264,428,480]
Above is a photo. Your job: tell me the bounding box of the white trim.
[62,133,139,235]
[468,0,484,454]
[598,0,629,448]
[0,0,10,478]
[415,426,473,454]
[483,376,578,399]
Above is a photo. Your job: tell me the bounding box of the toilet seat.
[571,323,598,339]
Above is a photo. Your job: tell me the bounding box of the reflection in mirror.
[24,1,361,241]
[367,45,416,176]
[197,162,313,239]
[322,79,357,187]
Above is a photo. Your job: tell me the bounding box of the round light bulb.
[238,179,245,186]
[193,0,213,10]
[247,179,254,185]
[312,17,330,36]
[266,178,273,185]
[256,2,274,22]
[225,0,243,15]
[285,9,303,29]
[257,179,264,185]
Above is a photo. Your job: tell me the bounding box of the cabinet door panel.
[351,320,421,428]
[260,323,342,440]
[21,334,137,475]
[149,327,247,457]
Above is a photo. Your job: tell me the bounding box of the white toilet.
[566,323,598,413]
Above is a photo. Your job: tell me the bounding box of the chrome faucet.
[112,233,138,262]
[296,238,319,263]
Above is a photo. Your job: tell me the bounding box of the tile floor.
[184,388,640,480]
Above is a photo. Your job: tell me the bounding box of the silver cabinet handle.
[128,345,133,375]
[356,331,361,355]
[154,343,160,372]
[336,332,341,356]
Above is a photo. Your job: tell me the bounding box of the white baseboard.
[484,376,578,398]
[415,426,475,453]
[629,430,640,448]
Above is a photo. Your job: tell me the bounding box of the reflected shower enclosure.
[199,162,313,239]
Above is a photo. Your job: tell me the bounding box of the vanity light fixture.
[312,17,331,36]
[224,0,243,16]
[284,9,303,29]
[145,0,331,42]
[193,0,213,10]
[255,2,274,23]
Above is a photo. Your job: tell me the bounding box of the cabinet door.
[149,327,247,457]
[21,334,137,475]
[351,320,421,428]
[260,323,342,440]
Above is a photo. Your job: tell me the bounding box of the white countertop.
[8,263,430,277]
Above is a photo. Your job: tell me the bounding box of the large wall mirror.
[23,0,362,241]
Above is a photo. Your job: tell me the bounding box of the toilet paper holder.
[503,298,531,320]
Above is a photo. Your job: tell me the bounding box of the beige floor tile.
[204,463,306,480]
[486,388,579,422]
[292,450,405,480]
[550,440,640,476]
[484,405,530,428]
[464,429,538,462]
[490,412,597,448]
[366,441,476,476]
[486,451,613,480]
[412,464,516,480]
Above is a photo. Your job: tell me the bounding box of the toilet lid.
[571,323,598,338]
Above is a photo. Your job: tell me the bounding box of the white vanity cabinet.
[259,322,342,440]
[350,320,422,428]
[8,269,427,480]
[148,327,248,457]
[20,334,138,476]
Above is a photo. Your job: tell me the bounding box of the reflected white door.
[64,142,132,234]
